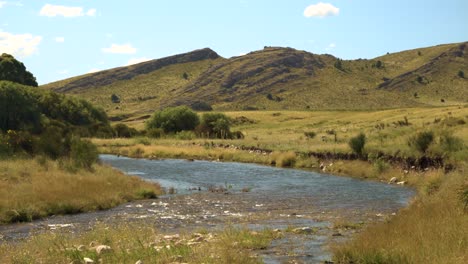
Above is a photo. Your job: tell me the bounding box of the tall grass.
[0,158,162,223]
[332,170,468,264]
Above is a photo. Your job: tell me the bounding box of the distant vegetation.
[0,53,38,86]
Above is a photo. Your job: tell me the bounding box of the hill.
[42,42,467,120]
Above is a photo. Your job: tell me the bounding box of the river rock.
[163,234,180,242]
[292,227,315,234]
[397,181,406,185]
[135,260,143,264]
[388,177,398,184]
[83,257,94,264]
[96,245,112,255]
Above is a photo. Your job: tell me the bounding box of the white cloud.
[127,57,150,66]
[39,4,96,17]
[55,36,64,43]
[86,8,96,17]
[304,2,339,18]
[0,31,42,57]
[102,43,137,54]
[87,68,100,74]
[325,42,336,51]
[0,1,6,8]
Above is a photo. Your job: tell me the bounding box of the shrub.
[113,123,138,138]
[349,133,366,156]
[146,128,164,138]
[70,138,99,170]
[270,151,296,167]
[146,106,199,133]
[439,131,464,153]
[409,131,434,154]
[136,189,158,199]
[198,112,231,139]
[304,131,317,139]
[458,70,465,78]
[36,126,67,159]
[176,130,196,140]
[111,94,120,103]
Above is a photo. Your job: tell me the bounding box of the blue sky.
[1,1,467,85]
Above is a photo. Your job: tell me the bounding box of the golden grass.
[332,170,468,264]
[0,224,280,264]
[0,158,162,223]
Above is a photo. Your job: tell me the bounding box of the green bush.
[113,123,138,138]
[70,138,99,170]
[349,133,366,156]
[36,126,67,159]
[146,106,199,133]
[409,131,434,154]
[439,131,464,153]
[176,131,197,140]
[190,101,213,111]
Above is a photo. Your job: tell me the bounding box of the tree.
[182,72,189,80]
[349,133,366,156]
[0,53,38,86]
[334,59,344,71]
[0,81,41,132]
[198,112,231,138]
[146,106,199,133]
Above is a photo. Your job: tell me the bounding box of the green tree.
[334,59,343,71]
[146,106,199,133]
[349,133,366,156]
[198,112,231,138]
[0,53,38,86]
[0,81,41,132]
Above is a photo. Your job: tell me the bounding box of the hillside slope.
[41,42,467,119]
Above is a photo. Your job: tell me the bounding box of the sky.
[0,1,467,85]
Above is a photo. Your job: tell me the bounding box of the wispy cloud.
[127,57,150,66]
[0,30,42,57]
[325,42,336,51]
[102,43,137,54]
[0,1,6,8]
[54,36,64,43]
[39,4,96,18]
[304,2,339,18]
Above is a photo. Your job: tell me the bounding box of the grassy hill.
[42,42,467,120]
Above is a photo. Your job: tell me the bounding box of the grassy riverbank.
[0,158,162,224]
[0,224,280,263]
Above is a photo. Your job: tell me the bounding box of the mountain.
[0,53,38,86]
[42,42,467,120]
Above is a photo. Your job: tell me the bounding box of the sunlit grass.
[0,158,162,223]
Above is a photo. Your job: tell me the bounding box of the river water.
[0,155,415,263]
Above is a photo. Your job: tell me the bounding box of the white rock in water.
[388,177,398,184]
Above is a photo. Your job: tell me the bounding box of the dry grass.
[332,170,468,264]
[0,224,280,264]
[0,158,162,223]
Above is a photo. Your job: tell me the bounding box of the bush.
[70,138,99,170]
[146,128,164,138]
[409,131,434,154]
[270,151,296,167]
[198,112,231,139]
[304,131,317,139]
[36,126,67,159]
[146,106,199,133]
[439,131,464,153]
[113,123,138,138]
[349,133,366,156]
[176,130,196,140]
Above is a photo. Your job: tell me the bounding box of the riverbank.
[0,157,162,224]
